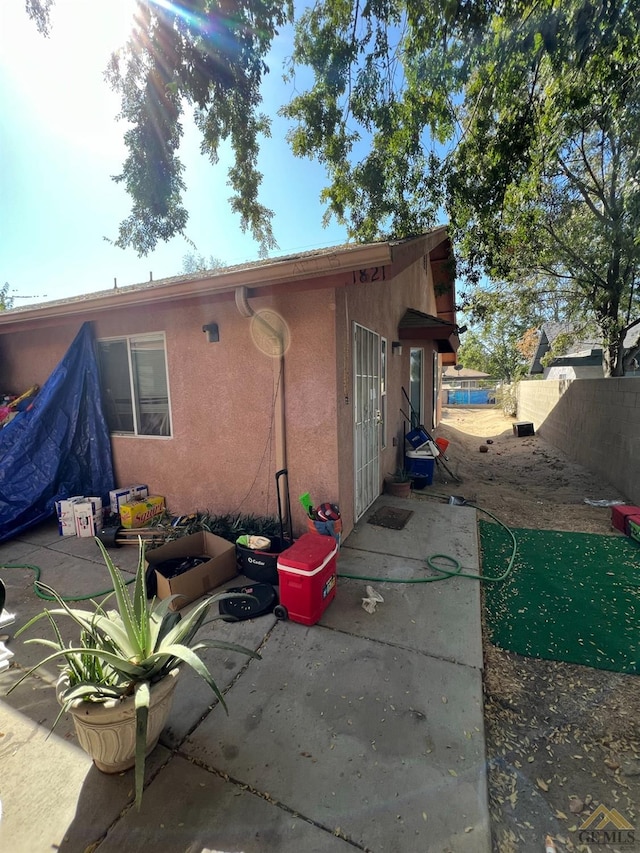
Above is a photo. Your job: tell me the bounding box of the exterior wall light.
[202,323,220,343]
[392,341,403,355]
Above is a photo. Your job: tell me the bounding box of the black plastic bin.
[236,537,292,585]
[235,469,294,585]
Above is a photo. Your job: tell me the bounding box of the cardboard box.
[146,531,237,611]
[55,496,85,536]
[74,501,96,538]
[109,487,133,515]
[109,484,149,515]
[120,495,165,529]
[130,483,149,502]
[87,496,103,527]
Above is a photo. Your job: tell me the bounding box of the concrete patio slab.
[322,564,483,669]
[0,496,490,853]
[182,623,488,853]
[95,754,356,853]
[162,607,277,747]
[347,497,478,566]
[324,497,483,669]
[0,701,171,853]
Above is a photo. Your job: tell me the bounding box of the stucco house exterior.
[0,228,458,539]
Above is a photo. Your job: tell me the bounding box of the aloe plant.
[390,467,412,483]
[8,538,259,808]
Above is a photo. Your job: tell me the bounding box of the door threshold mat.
[367,506,413,530]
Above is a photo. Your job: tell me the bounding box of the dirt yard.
[430,407,640,853]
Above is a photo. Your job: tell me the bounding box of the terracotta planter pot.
[58,668,180,773]
[384,479,411,498]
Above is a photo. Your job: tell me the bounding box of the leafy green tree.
[455,330,490,373]
[181,253,226,274]
[458,323,530,383]
[449,3,640,375]
[283,0,640,375]
[27,0,292,258]
[27,1,640,374]
[459,275,600,372]
[0,282,14,311]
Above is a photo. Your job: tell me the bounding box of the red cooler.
[276,533,338,625]
[611,505,640,533]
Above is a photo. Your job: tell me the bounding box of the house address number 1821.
[352,267,386,284]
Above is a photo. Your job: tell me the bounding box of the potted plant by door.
[7,538,259,809]
[384,467,412,498]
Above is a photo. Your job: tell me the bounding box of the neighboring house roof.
[548,349,603,367]
[624,326,639,349]
[442,366,490,380]
[529,322,602,374]
[0,229,452,333]
[530,323,562,374]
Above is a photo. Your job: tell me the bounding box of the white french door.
[354,323,381,520]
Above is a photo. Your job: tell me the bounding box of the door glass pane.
[98,340,134,433]
[380,339,387,449]
[410,348,423,428]
[432,351,439,429]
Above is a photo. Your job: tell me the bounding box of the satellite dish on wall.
[249,309,291,357]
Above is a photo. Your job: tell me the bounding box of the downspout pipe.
[235,286,288,515]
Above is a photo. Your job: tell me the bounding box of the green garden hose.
[0,563,133,602]
[337,502,517,585]
[1,501,516,602]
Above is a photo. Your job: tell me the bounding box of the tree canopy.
[181,251,226,274]
[448,1,640,375]
[26,1,640,373]
[27,0,292,258]
[283,0,640,374]
[457,315,538,383]
[0,283,14,311]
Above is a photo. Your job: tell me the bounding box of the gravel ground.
[430,407,640,853]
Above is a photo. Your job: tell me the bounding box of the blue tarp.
[0,322,114,542]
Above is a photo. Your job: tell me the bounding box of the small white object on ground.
[362,585,384,614]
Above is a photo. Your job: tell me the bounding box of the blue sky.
[0,1,349,304]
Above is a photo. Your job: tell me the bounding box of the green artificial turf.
[480,520,640,673]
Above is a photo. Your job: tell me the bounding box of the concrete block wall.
[517,378,640,505]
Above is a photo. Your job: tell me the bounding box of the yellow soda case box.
[119,496,165,529]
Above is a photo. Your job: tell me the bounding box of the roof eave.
[0,241,396,331]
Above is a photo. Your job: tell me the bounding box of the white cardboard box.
[109,484,149,515]
[74,497,104,537]
[109,488,132,515]
[130,483,149,502]
[56,496,85,536]
[74,502,96,537]
[87,496,103,530]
